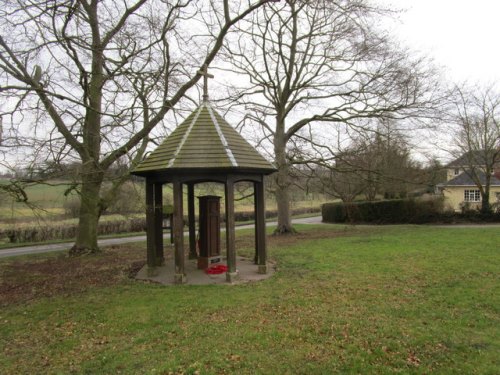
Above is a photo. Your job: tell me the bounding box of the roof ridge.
[167,105,204,168]
[206,102,238,167]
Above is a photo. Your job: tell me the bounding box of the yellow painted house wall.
[446,168,461,181]
[443,185,500,211]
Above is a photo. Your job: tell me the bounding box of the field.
[0,181,71,221]
[0,224,498,374]
[0,180,324,246]
[0,179,324,225]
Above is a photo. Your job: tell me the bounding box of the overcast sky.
[380,0,500,84]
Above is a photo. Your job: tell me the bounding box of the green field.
[0,180,71,220]
[0,179,323,247]
[0,224,498,374]
[0,179,324,225]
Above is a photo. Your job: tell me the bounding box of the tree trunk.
[70,165,104,256]
[481,190,491,214]
[273,131,296,235]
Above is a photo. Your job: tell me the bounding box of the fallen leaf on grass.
[407,352,420,366]
[228,354,241,362]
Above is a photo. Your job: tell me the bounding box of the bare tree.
[315,121,422,202]
[224,0,440,233]
[0,0,270,254]
[449,84,500,213]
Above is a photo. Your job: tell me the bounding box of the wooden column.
[154,183,164,266]
[225,179,238,282]
[187,183,197,259]
[145,179,156,274]
[173,180,186,284]
[253,183,258,264]
[255,179,267,274]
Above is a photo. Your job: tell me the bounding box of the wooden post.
[253,182,258,264]
[187,183,197,259]
[255,179,267,274]
[145,179,156,275]
[154,183,164,266]
[225,179,237,282]
[173,180,186,284]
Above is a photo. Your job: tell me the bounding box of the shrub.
[107,182,144,214]
[63,197,80,218]
[322,198,445,224]
[321,202,347,223]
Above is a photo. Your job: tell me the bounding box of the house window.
[454,168,460,176]
[464,189,481,202]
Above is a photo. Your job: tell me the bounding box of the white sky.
[379,0,500,84]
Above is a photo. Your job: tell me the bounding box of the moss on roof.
[132,102,275,174]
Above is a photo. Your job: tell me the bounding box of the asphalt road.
[0,216,324,259]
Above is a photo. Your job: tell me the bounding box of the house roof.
[444,169,500,186]
[132,102,276,175]
[446,150,499,168]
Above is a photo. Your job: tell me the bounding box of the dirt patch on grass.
[0,245,148,306]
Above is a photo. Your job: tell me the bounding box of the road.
[0,216,324,259]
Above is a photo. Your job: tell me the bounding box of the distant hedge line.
[0,206,321,244]
[321,199,445,224]
[0,218,147,244]
[233,206,320,222]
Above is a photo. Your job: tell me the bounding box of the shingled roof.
[132,102,275,175]
[443,170,500,186]
[446,150,499,168]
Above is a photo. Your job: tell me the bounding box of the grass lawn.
[0,224,498,374]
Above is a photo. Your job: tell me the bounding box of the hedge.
[0,217,147,244]
[321,199,445,224]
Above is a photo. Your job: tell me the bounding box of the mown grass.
[0,224,498,374]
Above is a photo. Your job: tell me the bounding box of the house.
[438,151,500,212]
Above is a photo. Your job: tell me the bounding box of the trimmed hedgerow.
[0,217,147,244]
[322,198,446,224]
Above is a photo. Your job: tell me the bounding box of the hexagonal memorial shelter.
[131,100,275,284]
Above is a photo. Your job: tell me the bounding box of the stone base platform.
[136,256,274,285]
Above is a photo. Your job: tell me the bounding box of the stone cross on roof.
[197,64,214,102]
